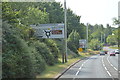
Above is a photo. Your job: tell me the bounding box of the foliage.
[67,30,80,55]
[89,39,103,50]
[33,41,55,66]
[2,1,119,78]
[2,22,36,78]
[44,39,60,63]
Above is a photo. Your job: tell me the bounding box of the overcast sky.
[56,0,120,27]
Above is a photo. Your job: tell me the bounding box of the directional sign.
[78,48,83,52]
[79,39,86,48]
[30,23,64,38]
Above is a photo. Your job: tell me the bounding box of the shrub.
[2,22,46,78]
[44,39,60,63]
[33,41,55,66]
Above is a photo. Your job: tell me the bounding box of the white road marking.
[79,67,82,70]
[102,56,112,77]
[105,67,107,70]
[107,71,112,76]
[75,70,80,75]
[113,67,117,71]
[103,64,105,67]
[111,64,113,67]
[107,56,118,71]
[75,58,89,76]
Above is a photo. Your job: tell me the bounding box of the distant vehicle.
[104,51,108,54]
[100,51,105,55]
[115,49,120,54]
[110,51,116,56]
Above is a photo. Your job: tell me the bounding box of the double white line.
[107,56,118,71]
[102,57,112,77]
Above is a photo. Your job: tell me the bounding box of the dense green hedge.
[44,39,60,63]
[33,41,55,66]
[2,22,46,78]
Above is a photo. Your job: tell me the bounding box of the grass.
[36,57,80,78]
[36,50,99,78]
[109,47,119,49]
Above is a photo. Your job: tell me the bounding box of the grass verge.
[36,50,99,78]
[109,47,119,49]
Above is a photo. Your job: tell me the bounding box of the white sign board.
[79,39,86,48]
[30,23,64,38]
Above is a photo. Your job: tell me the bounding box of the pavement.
[57,47,119,80]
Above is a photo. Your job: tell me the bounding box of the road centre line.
[113,67,117,71]
[103,64,105,67]
[75,71,80,75]
[105,67,107,70]
[107,56,118,71]
[75,58,89,76]
[107,71,112,76]
[102,57,112,77]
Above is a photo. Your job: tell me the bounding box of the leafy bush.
[67,30,80,55]
[89,39,103,50]
[2,22,46,78]
[44,39,60,63]
[33,41,55,66]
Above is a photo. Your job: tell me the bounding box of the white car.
[115,49,120,54]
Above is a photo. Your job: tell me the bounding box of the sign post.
[79,39,87,52]
[30,23,65,63]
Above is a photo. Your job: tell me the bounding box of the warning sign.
[78,48,83,52]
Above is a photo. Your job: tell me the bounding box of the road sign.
[30,23,64,38]
[78,48,83,52]
[79,39,87,48]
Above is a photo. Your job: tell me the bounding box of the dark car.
[104,51,108,54]
[100,51,105,55]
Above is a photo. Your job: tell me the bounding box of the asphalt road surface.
[58,47,119,80]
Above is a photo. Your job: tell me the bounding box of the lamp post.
[86,23,88,52]
[64,0,67,62]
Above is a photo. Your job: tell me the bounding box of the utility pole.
[104,34,105,44]
[64,0,67,62]
[118,2,120,48]
[101,33,102,43]
[86,23,88,52]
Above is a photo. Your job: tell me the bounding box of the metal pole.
[64,0,67,62]
[101,33,102,43]
[86,24,88,52]
[118,2,120,48]
[104,34,105,44]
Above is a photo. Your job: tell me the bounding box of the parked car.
[110,51,116,56]
[115,49,120,54]
[100,51,105,55]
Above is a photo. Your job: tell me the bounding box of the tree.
[89,39,103,50]
[67,30,80,55]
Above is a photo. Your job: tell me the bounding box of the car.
[100,51,105,55]
[104,51,108,54]
[115,49,120,54]
[110,51,116,56]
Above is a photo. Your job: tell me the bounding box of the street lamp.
[64,0,67,62]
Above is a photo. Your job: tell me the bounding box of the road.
[58,47,119,80]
